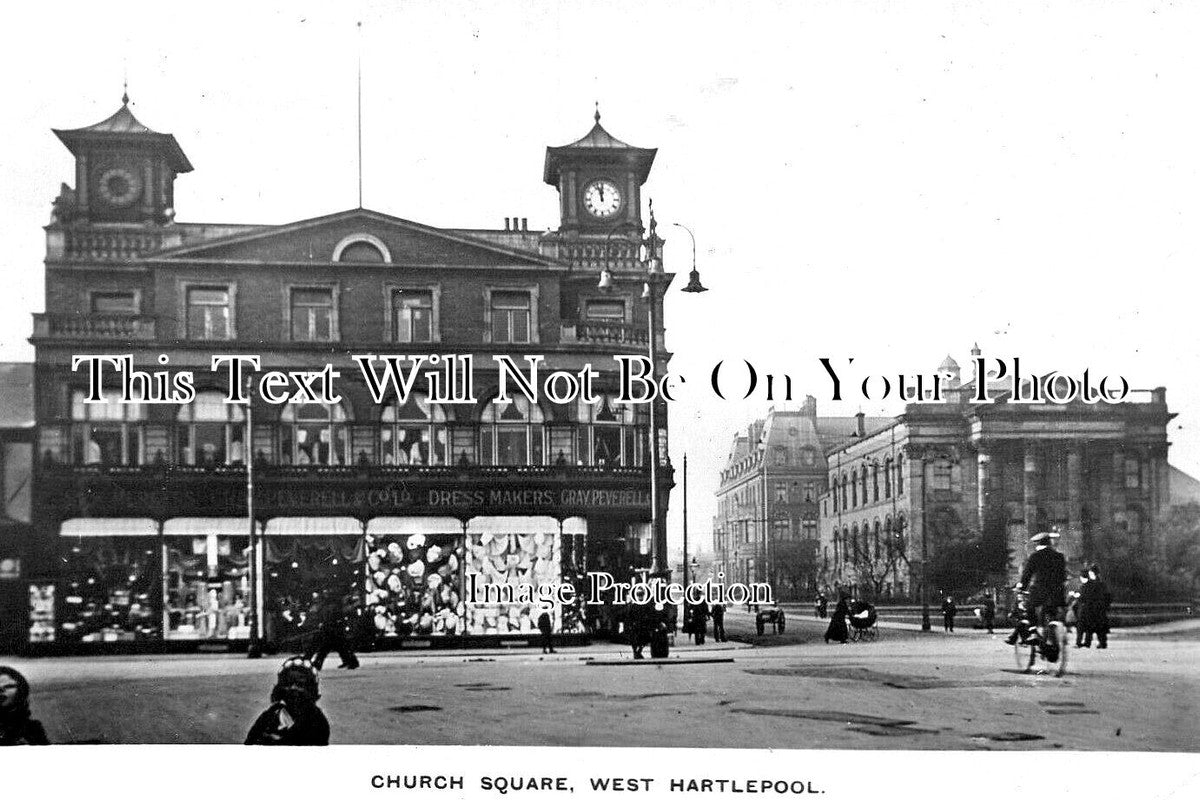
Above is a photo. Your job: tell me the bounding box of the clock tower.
[52,93,193,226]
[543,109,657,240]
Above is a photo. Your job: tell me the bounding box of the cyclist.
[1011,530,1066,645]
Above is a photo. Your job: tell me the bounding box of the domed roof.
[939,354,960,372]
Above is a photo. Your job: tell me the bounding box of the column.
[1023,444,1040,536]
[976,446,991,534]
[1066,444,1083,569]
[1110,448,1127,538]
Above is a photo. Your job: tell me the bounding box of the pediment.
[154,208,560,269]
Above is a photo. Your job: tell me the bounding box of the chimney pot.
[522,217,528,231]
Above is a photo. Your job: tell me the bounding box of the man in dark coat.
[710,602,726,643]
[692,600,709,645]
[537,610,556,654]
[1078,565,1112,649]
[303,591,360,671]
[981,593,996,634]
[941,595,957,632]
[1016,531,1067,635]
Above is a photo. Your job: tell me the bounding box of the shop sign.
[258,485,651,514]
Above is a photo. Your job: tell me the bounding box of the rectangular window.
[394,290,433,343]
[802,520,818,540]
[584,300,625,321]
[491,291,531,343]
[91,291,137,314]
[291,288,334,342]
[774,481,788,502]
[186,287,231,340]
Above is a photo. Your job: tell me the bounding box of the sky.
[2,1,1198,563]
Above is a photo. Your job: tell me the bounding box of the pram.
[848,600,878,642]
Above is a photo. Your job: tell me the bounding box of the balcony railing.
[32,313,157,341]
[561,321,649,346]
[60,229,169,261]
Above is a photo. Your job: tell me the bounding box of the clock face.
[96,167,142,208]
[583,179,622,219]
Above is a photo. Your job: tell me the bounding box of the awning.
[59,518,158,537]
[465,516,560,535]
[163,518,258,537]
[366,517,463,536]
[264,517,361,536]
[561,517,588,536]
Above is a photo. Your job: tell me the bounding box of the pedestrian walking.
[303,590,360,671]
[941,595,957,632]
[245,658,330,746]
[981,593,996,634]
[0,667,49,746]
[824,594,850,644]
[627,600,649,659]
[1079,565,1112,649]
[710,602,727,642]
[692,600,709,645]
[815,593,828,619]
[537,610,555,654]
[1069,572,1087,647]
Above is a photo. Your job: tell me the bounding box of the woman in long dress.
[824,595,850,643]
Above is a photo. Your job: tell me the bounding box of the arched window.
[841,472,849,508]
[280,401,352,465]
[851,468,858,507]
[872,464,880,502]
[884,457,893,498]
[481,396,545,466]
[381,393,447,466]
[861,466,868,504]
[873,519,881,561]
[832,477,840,512]
[575,394,646,467]
[176,391,245,465]
[71,390,146,465]
[896,454,905,494]
[851,524,860,561]
[884,516,893,558]
[333,234,391,263]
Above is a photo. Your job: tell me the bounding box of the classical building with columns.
[819,354,1175,600]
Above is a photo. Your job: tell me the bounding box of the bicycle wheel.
[1048,621,1069,677]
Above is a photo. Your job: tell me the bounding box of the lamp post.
[682,452,690,587]
[598,208,707,581]
[245,375,262,658]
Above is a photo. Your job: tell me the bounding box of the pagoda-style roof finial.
[594,101,600,124]
[122,79,129,107]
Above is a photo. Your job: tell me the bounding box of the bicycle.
[1011,592,1069,677]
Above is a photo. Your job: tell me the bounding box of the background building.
[712,399,888,600]
[819,353,1176,602]
[0,363,34,653]
[14,99,676,654]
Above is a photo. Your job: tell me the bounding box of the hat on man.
[1029,530,1060,543]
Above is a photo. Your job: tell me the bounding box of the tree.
[927,503,1009,600]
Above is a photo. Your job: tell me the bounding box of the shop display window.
[480,396,545,466]
[575,395,646,467]
[465,530,560,634]
[280,402,351,466]
[364,533,464,636]
[70,391,146,466]
[380,393,447,466]
[165,535,250,639]
[58,537,160,642]
[264,536,363,647]
[175,392,246,466]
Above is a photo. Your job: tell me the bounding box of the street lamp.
[599,205,708,580]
